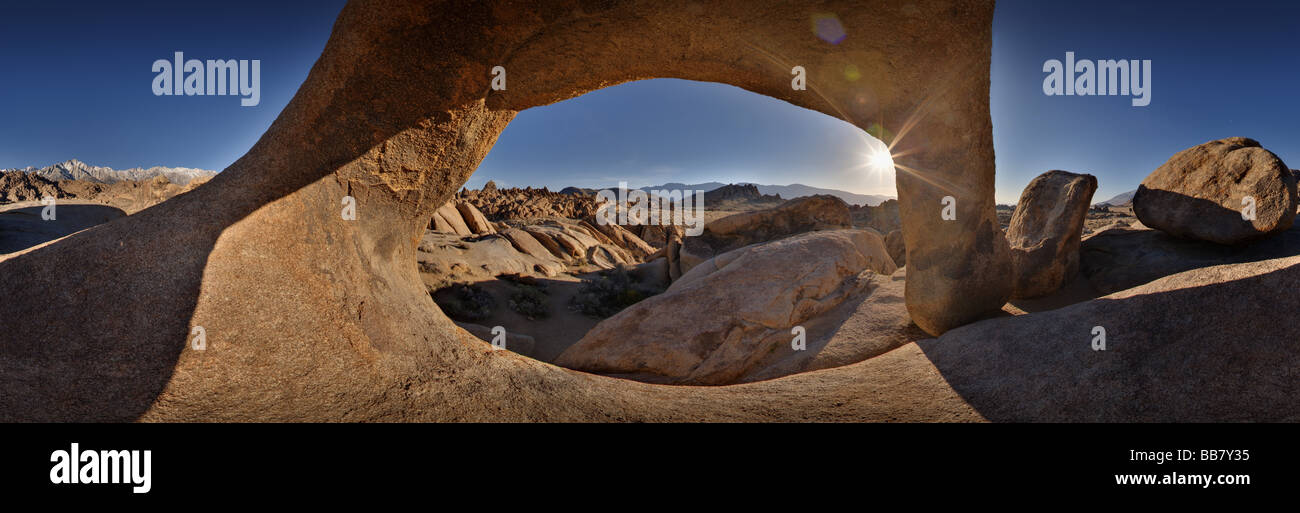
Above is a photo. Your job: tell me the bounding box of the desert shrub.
[508,284,549,319]
[434,283,495,321]
[570,265,664,318]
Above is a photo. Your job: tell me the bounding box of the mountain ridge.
[640,181,892,207]
[2,159,217,185]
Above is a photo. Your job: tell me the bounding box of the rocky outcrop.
[589,221,656,259]
[920,254,1300,422]
[701,183,783,209]
[0,171,210,214]
[1133,137,1297,244]
[0,171,65,203]
[1006,170,1097,298]
[885,229,906,267]
[417,231,565,282]
[850,198,901,234]
[499,228,553,261]
[1080,223,1300,294]
[455,200,496,234]
[434,202,473,236]
[678,195,851,274]
[461,185,601,221]
[0,1,1035,422]
[555,230,898,385]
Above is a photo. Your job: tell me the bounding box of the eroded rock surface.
[0,1,1068,422]
[1133,137,1296,244]
[1081,223,1300,294]
[1006,170,1097,298]
[679,195,851,275]
[555,230,898,385]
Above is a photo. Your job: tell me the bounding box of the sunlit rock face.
[0,0,1012,422]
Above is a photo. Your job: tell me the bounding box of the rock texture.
[455,200,497,234]
[1081,223,1300,294]
[454,321,536,357]
[921,255,1300,422]
[1006,170,1097,298]
[0,0,1064,422]
[0,171,211,214]
[1133,137,1297,244]
[678,195,851,274]
[850,198,902,234]
[461,185,601,221]
[885,229,906,267]
[556,230,898,385]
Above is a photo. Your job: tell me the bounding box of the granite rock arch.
[0,0,1009,421]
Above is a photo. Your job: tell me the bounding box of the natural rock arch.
[0,0,1012,421]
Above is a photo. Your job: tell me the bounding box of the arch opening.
[420,78,919,385]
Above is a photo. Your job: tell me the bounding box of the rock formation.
[1006,170,1097,298]
[462,185,600,221]
[0,1,1068,422]
[850,198,901,234]
[555,230,899,385]
[1080,222,1300,294]
[678,195,851,274]
[1133,137,1297,244]
[0,171,211,214]
[885,229,906,267]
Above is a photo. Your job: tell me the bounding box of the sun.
[868,150,894,170]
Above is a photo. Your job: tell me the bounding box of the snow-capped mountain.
[2,159,216,185]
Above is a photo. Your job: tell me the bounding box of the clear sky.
[4,1,1300,204]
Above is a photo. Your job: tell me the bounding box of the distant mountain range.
[1096,189,1137,206]
[1,159,216,185]
[639,182,893,206]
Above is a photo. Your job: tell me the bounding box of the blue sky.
[4,1,1300,204]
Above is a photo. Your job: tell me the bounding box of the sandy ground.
[431,271,610,361]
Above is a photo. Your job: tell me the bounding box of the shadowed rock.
[1081,223,1300,294]
[885,229,905,267]
[1134,137,1297,244]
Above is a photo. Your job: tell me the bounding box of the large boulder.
[416,231,564,281]
[436,202,473,236]
[499,228,553,260]
[428,211,455,233]
[885,229,906,267]
[1133,137,1296,244]
[678,195,851,274]
[588,220,656,259]
[1006,170,1097,298]
[455,200,496,235]
[555,229,899,385]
